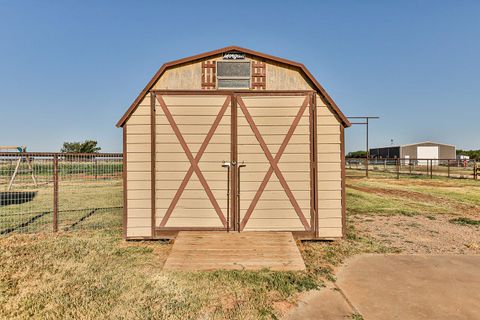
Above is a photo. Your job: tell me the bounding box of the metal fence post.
[396,158,400,179]
[430,159,433,179]
[94,157,98,180]
[366,157,369,178]
[447,160,450,178]
[474,160,478,181]
[53,154,59,232]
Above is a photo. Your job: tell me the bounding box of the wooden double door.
[153,91,317,233]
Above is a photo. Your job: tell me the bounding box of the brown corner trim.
[340,125,347,238]
[123,125,128,239]
[312,94,319,238]
[150,92,157,238]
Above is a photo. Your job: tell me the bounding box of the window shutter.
[251,61,266,90]
[201,61,216,89]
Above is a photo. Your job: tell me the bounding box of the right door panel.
[237,94,313,231]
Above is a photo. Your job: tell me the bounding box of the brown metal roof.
[116,46,350,127]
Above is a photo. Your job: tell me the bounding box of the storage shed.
[117,46,350,240]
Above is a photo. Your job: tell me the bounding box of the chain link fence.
[0,152,123,236]
[346,158,479,180]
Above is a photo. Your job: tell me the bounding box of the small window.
[217,61,250,89]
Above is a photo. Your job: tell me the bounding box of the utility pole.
[348,116,380,178]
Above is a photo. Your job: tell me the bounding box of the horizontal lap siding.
[239,96,311,231]
[125,92,343,236]
[155,95,230,228]
[126,93,152,237]
[317,95,342,237]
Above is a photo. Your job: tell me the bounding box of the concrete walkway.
[286,254,480,320]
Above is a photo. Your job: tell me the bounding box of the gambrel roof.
[116,46,350,127]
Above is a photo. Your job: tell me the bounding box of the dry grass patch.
[0,229,322,319]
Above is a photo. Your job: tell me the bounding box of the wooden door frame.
[152,90,318,237]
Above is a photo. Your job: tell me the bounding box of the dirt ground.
[347,177,480,255]
[352,214,480,254]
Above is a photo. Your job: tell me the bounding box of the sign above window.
[223,51,245,60]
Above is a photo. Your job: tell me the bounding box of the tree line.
[456,149,480,161]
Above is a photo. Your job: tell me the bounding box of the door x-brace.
[156,95,231,227]
[237,95,311,231]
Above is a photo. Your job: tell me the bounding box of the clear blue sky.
[1,0,479,152]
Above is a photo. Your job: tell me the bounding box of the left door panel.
[155,94,231,230]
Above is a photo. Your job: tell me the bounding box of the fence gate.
[0,152,123,236]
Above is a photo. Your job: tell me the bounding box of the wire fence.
[2,152,477,235]
[346,158,479,180]
[0,152,123,236]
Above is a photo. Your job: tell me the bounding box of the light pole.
[347,116,380,178]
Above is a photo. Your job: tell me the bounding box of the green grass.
[0,176,395,319]
[449,217,480,226]
[357,177,480,204]
[346,177,480,217]
[0,224,390,319]
[1,179,122,234]
[346,188,445,216]
[0,230,323,319]
[1,174,478,318]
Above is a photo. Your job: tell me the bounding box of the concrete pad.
[337,254,480,320]
[285,286,354,320]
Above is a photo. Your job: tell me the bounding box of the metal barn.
[117,46,350,240]
[370,141,456,164]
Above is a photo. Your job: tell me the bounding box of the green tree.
[346,150,367,158]
[61,140,101,153]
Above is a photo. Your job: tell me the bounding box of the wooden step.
[163,231,306,271]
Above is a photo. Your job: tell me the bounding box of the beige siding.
[153,61,203,90]
[155,95,230,228]
[266,61,314,90]
[126,93,152,237]
[316,94,343,237]
[239,95,311,231]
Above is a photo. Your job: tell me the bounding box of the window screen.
[217,62,250,77]
[217,61,250,89]
[218,79,250,88]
